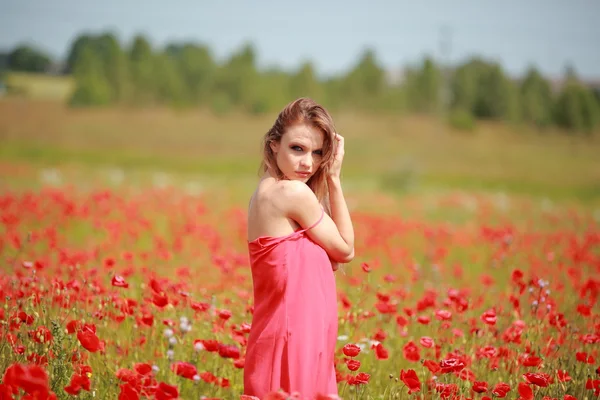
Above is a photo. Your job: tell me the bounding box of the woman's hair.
[260,97,336,211]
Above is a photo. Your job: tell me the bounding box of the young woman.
[244,98,355,399]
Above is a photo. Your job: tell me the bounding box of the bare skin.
[248,123,354,267]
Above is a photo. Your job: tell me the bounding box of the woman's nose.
[300,154,312,169]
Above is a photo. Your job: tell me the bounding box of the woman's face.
[270,123,325,183]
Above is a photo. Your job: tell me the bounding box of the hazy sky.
[2,0,599,79]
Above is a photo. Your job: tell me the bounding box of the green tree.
[451,58,485,113]
[251,67,291,114]
[520,67,553,128]
[213,43,259,111]
[154,53,186,106]
[341,49,386,109]
[66,35,93,73]
[473,62,515,120]
[404,56,441,113]
[129,35,156,105]
[8,45,52,73]
[554,80,599,134]
[69,46,111,106]
[95,33,130,102]
[166,43,216,105]
[289,61,323,102]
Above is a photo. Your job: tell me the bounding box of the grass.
[0,99,599,205]
[3,72,74,101]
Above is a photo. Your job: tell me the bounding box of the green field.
[3,72,75,101]
[1,98,599,208]
[1,97,599,399]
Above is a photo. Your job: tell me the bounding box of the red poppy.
[191,301,210,312]
[171,362,197,379]
[492,382,511,398]
[435,309,452,321]
[197,339,220,352]
[419,336,434,348]
[520,354,543,367]
[342,343,361,357]
[400,369,421,394]
[155,382,178,400]
[119,383,140,400]
[523,372,551,387]
[218,309,232,320]
[423,359,441,373]
[439,358,465,373]
[348,372,370,385]
[481,308,497,325]
[518,382,534,400]
[374,343,389,360]
[2,363,54,397]
[218,344,240,359]
[403,341,420,362]
[64,373,91,396]
[152,292,168,308]
[346,359,361,371]
[372,328,387,342]
[557,370,572,382]
[77,329,104,353]
[29,326,53,344]
[112,275,129,288]
[472,381,488,393]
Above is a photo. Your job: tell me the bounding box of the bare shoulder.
[275,180,318,209]
[270,180,322,228]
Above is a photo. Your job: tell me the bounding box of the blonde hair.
[260,97,336,212]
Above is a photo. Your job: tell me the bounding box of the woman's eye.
[313,151,323,156]
[292,146,303,151]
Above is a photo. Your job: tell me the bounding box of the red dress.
[244,208,338,399]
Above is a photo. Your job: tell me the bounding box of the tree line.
[3,32,600,134]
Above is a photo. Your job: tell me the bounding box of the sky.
[2,0,599,79]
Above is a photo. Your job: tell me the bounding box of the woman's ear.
[269,140,280,154]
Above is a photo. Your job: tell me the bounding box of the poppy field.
[0,167,598,400]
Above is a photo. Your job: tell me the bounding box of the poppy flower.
[119,383,140,400]
[523,372,551,387]
[492,382,511,398]
[403,341,420,362]
[155,382,178,400]
[77,329,104,353]
[517,382,534,400]
[64,373,91,395]
[348,372,370,385]
[171,362,197,380]
[419,336,434,348]
[400,369,421,394]
[374,343,389,360]
[218,344,240,359]
[346,359,360,371]
[112,275,129,288]
[481,309,497,325]
[472,381,488,393]
[342,344,361,357]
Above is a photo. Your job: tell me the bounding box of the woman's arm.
[281,181,354,263]
[325,133,354,264]
[327,176,354,258]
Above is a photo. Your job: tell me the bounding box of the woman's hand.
[328,133,344,180]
